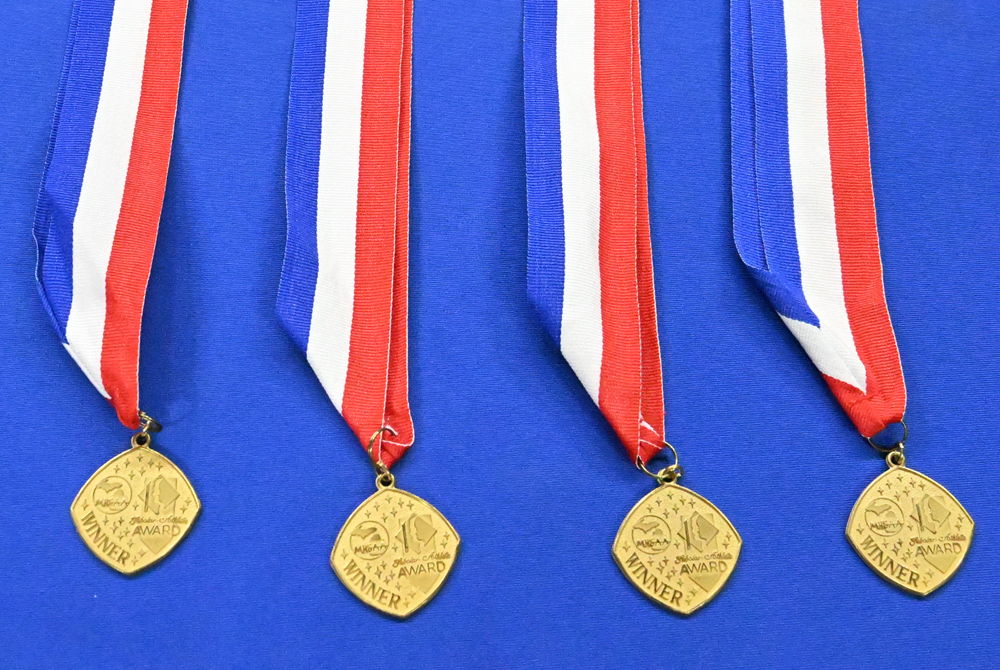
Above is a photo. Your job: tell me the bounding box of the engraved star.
[124,459,130,468]
[722,542,729,550]
[676,579,684,588]
[382,514,388,523]
[621,541,631,551]
[655,499,662,507]
[385,495,393,504]
[856,525,865,535]
[903,550,911,560]
[440,540,448,549]
[137,455,143,463]
[656,564,665,575]
[398,500,404,508]
[127,540,134,548]
[133,503,139,511]
[114,465,120,473]
[672,505,680,513]
[407,501,414,510]
[82,501,89,510]
[918,482,925,489]
[674,541,681,550]
[667,569,676,578]
[894,493,901,500]
[156,463,163,471]
[678,497,687,505]
[647,559,654,568]
[688,500,696,508]
[395,582,403,591]
[907,524,914,531]
[139,468,146,476]
[381,561,387,568]
[365,564,372,573]
[647,506,653,513]
[129,472,135,479]
[375,569,382,578]
[374,503,381,511]
[877,488,884,496]
[104,515,110,524]
[666,492,673,499]
[364,511,371,519]
[384,575,391,585]
[902,488,909,496]
[390,509,397,517]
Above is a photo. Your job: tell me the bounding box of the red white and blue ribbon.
[731,0,906,437]
[524,0,665,463]
[280,0,414,467]
[34,0,189,430]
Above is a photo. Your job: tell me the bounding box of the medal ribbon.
[524,0,665,462]
[34,0,189,430]
[280,0,414,467]
[730,0,906,437]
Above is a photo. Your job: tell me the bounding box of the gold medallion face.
[332,486,459,618]
[613,483,741,614]
[71,446,200,574]
[847,466,973,595]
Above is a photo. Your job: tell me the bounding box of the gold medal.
[71,417,200,574]
[613,447,741,614]
[331,429,459,617]
[847,447,972,595]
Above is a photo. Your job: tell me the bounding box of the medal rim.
[71,445,201,575]
[331,486,460,619]
[612,482,742,615]
[846,465,974,596]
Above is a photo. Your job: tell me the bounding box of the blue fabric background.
[1,1,998,667]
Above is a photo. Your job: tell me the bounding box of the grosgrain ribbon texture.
[280,0,415,467]
[524,0,665,463]
[730,0,906,437]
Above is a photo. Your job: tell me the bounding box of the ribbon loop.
[524,0,665,462]
[730,0,906,437]
[280,0,415,467]
[34,0,189,430]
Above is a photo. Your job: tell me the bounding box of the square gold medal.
[332,487,459,618]
[71,446,200,574]
[613,483,741,614]
[847,466,973,595]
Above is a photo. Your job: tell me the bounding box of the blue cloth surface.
[1,1,998,667]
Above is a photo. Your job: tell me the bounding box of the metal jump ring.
[636,442,683,485]
[867,419,908,453]
[367,427,398,477]
[138,411,162,435]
